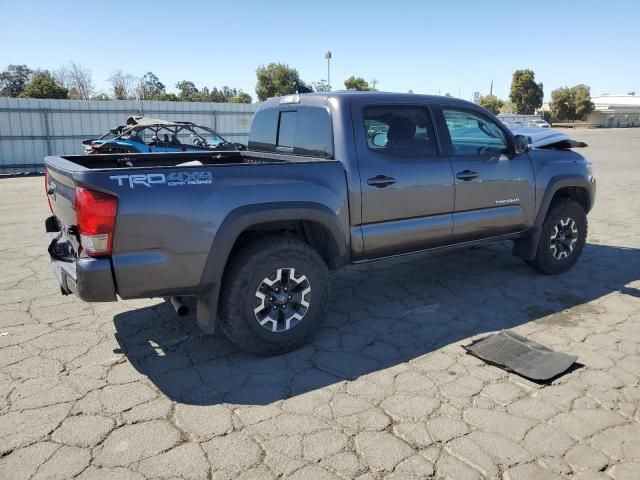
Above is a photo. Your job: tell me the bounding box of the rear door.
[351,101,455,258]
[434,106,535,240]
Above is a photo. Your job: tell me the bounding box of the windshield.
[190,126,226,146]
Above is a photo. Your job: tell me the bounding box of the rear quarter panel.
[74,161,349,299]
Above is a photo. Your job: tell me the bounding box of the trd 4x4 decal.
[110,172,213,188]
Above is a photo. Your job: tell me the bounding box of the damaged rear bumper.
[46,215,117,302]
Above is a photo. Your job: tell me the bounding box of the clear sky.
[1,0,638,102]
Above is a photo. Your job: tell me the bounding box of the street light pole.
[325,51,332,90]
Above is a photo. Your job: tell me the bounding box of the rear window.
[249,107,333,157]
[248,108,278,152]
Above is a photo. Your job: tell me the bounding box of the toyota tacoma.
[44,92,596,355]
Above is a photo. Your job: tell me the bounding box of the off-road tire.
[219,236,329,356]
[525,199,587,275]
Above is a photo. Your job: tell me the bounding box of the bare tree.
[55,61,95,100]
[107,70,139,100]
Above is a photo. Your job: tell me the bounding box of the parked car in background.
[527,119,551,128]
[82,116,245,154]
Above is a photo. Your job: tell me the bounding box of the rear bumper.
[46,215,117,302]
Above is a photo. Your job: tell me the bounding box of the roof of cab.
[258,91,479,110]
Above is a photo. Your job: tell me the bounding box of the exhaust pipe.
[170,296,189,316]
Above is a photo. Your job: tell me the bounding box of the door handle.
[367,175,396,188]
[456,170,478,181]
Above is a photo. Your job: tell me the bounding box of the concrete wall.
[0,98,257,172]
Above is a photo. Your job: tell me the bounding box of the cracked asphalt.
[1,128,639,479]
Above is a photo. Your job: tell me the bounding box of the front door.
[352,102,455,258]
[437,107,535,241]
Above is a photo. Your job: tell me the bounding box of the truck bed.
[50,150,331,171]
[44,150,350,302]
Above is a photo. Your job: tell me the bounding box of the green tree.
[344,76,371,91]
[210,86,237,102]
[191,87,212,102]
[312,79,330,92]
[230,91,252,103]
[255,63,303,101]
[572,84,595,119]
[549,87,573,120]
[139,72,165,99]
[152,92,179,101]
[20,70,68,99]
[550,84,594,120]
[91,93,111,101]
[500,100,516,114]
[175,80,198,101]
[509,69,544,114]
[478,94,505,115]
[0,64,33,97]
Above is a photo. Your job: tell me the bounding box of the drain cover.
[464,331,578,381]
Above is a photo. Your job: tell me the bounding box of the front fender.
[513,174,595,260]
[533,174,595,228]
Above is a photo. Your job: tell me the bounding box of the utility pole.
[325,51,332,90]
[371,78,378,91]
[490,79,493,96]
[138,80,144,115]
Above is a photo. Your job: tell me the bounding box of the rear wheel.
[525,199,587,275]
[219,236,329,356]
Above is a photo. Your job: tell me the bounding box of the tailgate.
[44,159,117,302]
[45,164,78,229]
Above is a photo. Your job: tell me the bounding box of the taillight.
[44,170,53,213]
[74,187,118,257]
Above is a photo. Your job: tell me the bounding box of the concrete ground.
[0,128,639,480]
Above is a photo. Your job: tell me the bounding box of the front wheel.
[219,236,329,356]
[525,199,587,275]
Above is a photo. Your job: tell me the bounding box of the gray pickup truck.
[45,92,596,355]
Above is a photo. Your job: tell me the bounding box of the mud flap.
[196,286,220,334]
[512,227,541,260]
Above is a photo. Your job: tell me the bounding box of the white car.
[527,119,551,128]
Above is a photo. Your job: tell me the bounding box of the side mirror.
[514,134,531,154]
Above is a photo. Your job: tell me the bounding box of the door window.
[363,105,437,157]
[443,109,508,156]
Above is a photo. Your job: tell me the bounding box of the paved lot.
[1,128,639,479]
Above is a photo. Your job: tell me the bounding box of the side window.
[443,109,508,156]
[249,107,333,157]
[363,105,437,157]
[295,107,333,157]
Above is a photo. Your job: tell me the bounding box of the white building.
[587,95,640,127]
